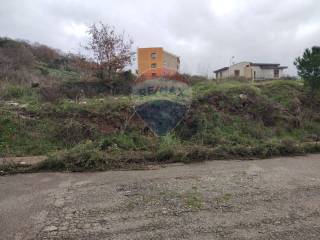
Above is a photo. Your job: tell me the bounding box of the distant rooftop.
[138,47,179,58]
[214,62,288,73]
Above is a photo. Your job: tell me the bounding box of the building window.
[151,73,156,77]
[234,70,240,77]
[274,69,279,78]
[151,63,157,68]
[151,53,157,59]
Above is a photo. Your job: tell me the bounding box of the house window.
[234,70,240,77]
[151,53,157,59]
[274,69,279,78]
[151,73,157,77]
[151,63,157,68]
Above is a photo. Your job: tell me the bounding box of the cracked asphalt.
[1,154,320,239]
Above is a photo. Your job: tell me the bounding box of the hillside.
[1,77,320,173]
[1,38,320,173]
[0,37,134,98]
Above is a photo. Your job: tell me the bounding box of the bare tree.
[67,53,97,81]
[32,44,59,63]
[0,38,35,82]
[85,22,135,81]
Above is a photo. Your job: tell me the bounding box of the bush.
[53,120,97,148]
[183,146,210,163]
[100,132,149,151]
[0,115,57,157]
[38,142,108,172]
[278,139,304,155]
[158,134,181,150]
[301,142,320,153]
[39,86,62,102]
[156,148,175,162]
[0,162,32,175]
[0,84,35,100]
[154,134,180,161]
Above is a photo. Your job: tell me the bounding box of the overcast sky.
[1,0,320,76]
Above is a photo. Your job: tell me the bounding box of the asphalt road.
[1,154,320,240]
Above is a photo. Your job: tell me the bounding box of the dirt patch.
[0,156,46,166]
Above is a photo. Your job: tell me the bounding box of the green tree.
[294,46,320,92]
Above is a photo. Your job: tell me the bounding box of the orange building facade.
[137,47,180,77]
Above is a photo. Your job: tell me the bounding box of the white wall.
[216,62,250,79]
[252,67,286,80]
[216,62,286,80]
[216,69,229,78]
[228,62,251,77]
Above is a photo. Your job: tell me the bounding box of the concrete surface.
[0,156,46,166]
[1,154,320,239]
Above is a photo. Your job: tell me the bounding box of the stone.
[44,226,58,232]
[239,94,248,101]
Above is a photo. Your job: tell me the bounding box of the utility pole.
[229,56,235,79]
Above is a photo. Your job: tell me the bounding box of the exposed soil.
[0,156,46,166]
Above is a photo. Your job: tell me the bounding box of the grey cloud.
[0,0,319,76]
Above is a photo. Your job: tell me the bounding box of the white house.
[214,62,288,80]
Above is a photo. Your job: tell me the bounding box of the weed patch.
[1,80,320,173]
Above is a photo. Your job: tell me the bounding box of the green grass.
[0,84,38,102]
[1,79,320,173]
[36,62,81,82]
[36,141,108,172]
[259,80,303,108]
[0,114,57,157]
[184,189,203,210]
[60,95,132,113]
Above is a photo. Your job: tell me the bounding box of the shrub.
[53,120,97,148]
[38,142,108,172]
[301,142,320,153]
[39,86,62,102]
[183,146,210,163]
[158,134,181,150]
[100,132,149,151]
[100,133,135,150]
[0,162,32,175]
[278,139,304,155]
[0,84,35,100]
[39,67,49,75]
[156,148,175,162]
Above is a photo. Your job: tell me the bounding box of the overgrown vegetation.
[0,36,136,97]
[1,78,320,174]
[1,38,320,174]
[295,46,320,93]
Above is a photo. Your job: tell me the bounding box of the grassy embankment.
[1,79,320,174]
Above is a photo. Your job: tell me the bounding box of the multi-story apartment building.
[137,47,180,78]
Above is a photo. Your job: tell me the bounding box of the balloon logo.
[133,68,191,136]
